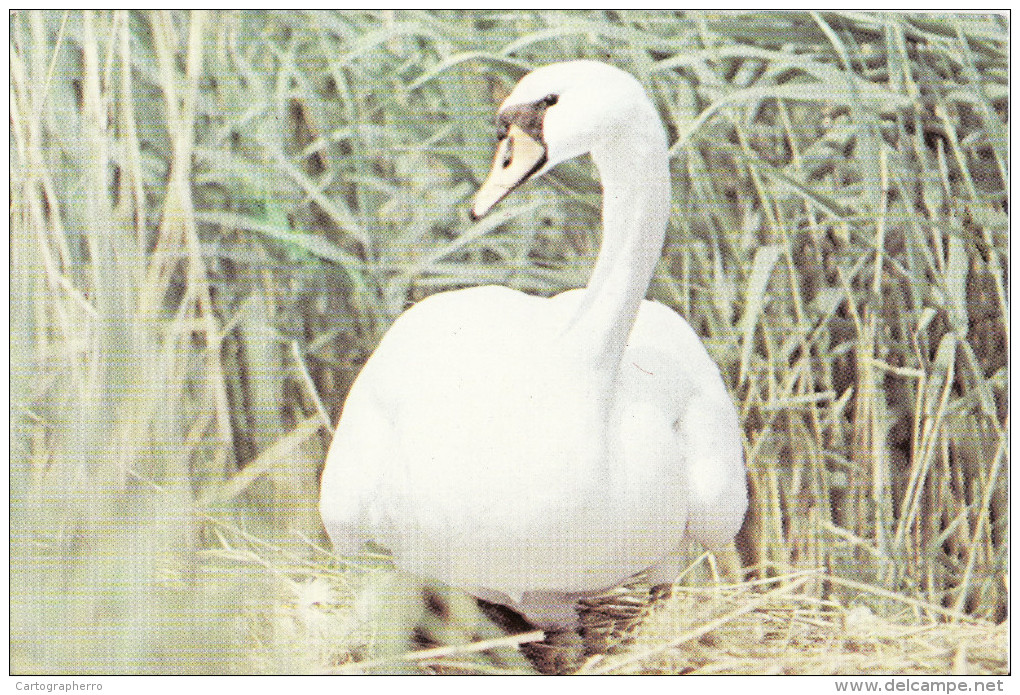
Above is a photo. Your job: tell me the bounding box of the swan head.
[471,60,658,219]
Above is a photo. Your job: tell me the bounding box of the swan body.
[320,61,747,629]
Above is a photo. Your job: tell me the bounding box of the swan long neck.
[566,107,671,373]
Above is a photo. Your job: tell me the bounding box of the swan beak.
[471,124,547,219]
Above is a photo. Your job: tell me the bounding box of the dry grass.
[260,560,1008,675]
[9,10,1008,674]
[593,572,1008,675]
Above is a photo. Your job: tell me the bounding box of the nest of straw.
[577,572,1008,676]
[303,567,1007,675]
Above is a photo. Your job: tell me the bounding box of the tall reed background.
[10,10,1008,674]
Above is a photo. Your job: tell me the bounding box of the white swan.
[319,60,747,630]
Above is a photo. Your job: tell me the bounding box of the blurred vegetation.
[10,10,1008,673]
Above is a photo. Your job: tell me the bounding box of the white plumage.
[320,60,747,630]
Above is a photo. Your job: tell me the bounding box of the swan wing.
[624,300,748,549]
